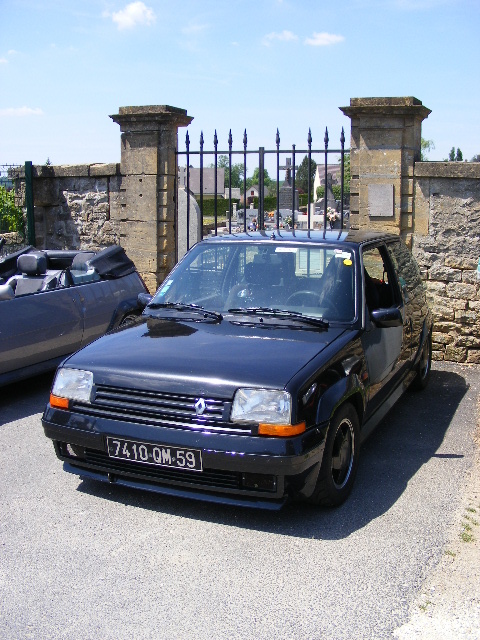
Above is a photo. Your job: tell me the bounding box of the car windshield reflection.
[149,242,356,323]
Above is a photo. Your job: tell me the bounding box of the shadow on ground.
[0,372,53,425]
[75,367,471,540]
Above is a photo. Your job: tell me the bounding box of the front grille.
[72,384,251,434]
[85,448,243,490]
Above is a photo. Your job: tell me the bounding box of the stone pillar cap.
[340,96,431,120]
[110,105,193,129]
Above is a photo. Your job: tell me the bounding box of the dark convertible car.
[42,230,433,509]
[0,244,147,386]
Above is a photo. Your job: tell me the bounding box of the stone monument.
[279,158,299,211]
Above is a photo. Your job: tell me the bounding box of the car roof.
[200,229,400,247]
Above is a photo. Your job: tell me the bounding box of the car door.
[360,243,409,420]
[0,287,84,376]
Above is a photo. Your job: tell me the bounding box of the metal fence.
[176,127,349,250]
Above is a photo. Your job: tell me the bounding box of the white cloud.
[304,32,345,46]
[109,2,156,30]
[0,107,44,117]
[262,30,298,47]
[0,50,18,65]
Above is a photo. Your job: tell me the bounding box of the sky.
[1,0,479,175]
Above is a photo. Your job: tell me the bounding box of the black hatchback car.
[42,230,432,509]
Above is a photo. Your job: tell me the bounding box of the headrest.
[17,252,47,276]
[245,255,282,286]
[0,283,14,301]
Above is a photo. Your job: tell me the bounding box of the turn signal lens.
[258,422,306,437]
[50,394,70,410]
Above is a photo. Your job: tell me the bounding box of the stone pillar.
[340,97,431,242]
[110,105,193,293]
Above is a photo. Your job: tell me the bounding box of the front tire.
[307,403,360,507]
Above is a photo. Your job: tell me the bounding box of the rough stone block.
[432,331,454,345]
[444,344,467,362]
[429,263,462,282]
[466,350,480,364]
[446,282,477,300]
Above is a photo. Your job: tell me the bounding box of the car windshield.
[149,242,356,323]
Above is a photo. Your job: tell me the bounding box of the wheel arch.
[315,375,365,428]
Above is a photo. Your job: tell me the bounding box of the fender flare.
[412,317,433,368]
[316,375,365,427]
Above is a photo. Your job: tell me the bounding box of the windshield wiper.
[228,307,328,328]
[147,302,223,321]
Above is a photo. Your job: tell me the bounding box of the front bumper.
[42,405,327,509]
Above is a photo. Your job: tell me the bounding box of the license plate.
[106,437,203,472]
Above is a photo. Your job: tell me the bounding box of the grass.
[459,504,479,543]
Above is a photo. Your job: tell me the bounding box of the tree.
[447,147,463,162]
[245,167,272,190]
[295,155,317,197]
[0,186,24,234]
[421,139,435,161]
[210,155,245,189]
[470,154,480,162]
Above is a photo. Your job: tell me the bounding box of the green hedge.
[0,186,24,234]
[197,198,240,218]
[316,185,350,201]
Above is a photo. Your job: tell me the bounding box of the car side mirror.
[137,292,153,308]
[370,307,403,328]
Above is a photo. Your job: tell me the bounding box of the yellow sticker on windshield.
[343,259,352,266]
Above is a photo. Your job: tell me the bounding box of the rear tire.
[307,403,360,507]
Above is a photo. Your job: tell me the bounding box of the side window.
[362,246,397,312]
[386,240,424,302]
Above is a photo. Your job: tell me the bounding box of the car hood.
[64,316,347,397]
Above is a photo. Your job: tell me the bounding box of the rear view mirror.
[137,292,153,308]
[371,307,403,328]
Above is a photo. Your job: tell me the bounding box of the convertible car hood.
[64,316,347,397]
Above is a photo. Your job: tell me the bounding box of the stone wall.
[413,162,480,363]
[22,163,122,251]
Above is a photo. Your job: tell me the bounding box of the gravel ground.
[394,385,480,639]
[1,363,479,639]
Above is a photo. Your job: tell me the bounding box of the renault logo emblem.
[195,398,206,416]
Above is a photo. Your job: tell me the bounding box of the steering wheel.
[286,291,321,306]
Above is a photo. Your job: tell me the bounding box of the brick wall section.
[413,162,480,363]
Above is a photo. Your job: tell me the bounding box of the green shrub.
[197,197,240,218]
[0,186,24,234]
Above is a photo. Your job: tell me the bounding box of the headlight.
[50,368,94,409]
[231,389,305,437]
[231,388,292,424]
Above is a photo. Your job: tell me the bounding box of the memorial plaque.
[368,184,394,217]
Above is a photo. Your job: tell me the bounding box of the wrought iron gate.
[176,126,349,252]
